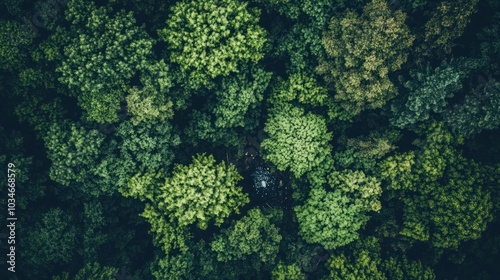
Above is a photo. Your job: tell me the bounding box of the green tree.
[72,262,118,280]
[22,208,77,271]
[416,0,479,60]
[126,60,175,126]
[158,0,267,88]
[327,236,386,280]
[334,130,400,173]
[58,0,155,123]
[262,103,333,178]
[0,20,34,71]
[44,121,106,192]
[271,261,305,280]
[444,78,500,138]
[390,58,481,129]
[210,208,282,266]
[379,122,494,248]
[184,65,271,147]
[270,72,329,107]
[381,256,436,280]
[295,170,382,249]
[124,154,249,230]
[316,0,414,117]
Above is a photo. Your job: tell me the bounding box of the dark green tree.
[58,0,155,123]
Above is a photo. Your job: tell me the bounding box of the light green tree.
[158,0,267,88]
[327,236,386,280]
[316,0,414,117]
[295,170,382,249]
[262,103,333,178]
[123,154,249,231]
[271,261,305,280]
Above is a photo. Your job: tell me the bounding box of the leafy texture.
[380,122,493,248]
[390,58,480,128]
[295,170,382,249]
[416,0,479,60]
[317,0,414,117]
[58,0,154,123]
[262,103,333,178]
[211,208,282,265]
[159,0,267,88]
[444,78,500,138]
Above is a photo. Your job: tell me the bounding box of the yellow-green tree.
[317,0,414,117]
[158,0,267,88]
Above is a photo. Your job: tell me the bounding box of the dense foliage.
[1,0,500,279]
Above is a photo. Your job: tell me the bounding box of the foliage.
[327,236,386,280]
[126,154,249,231]
[271,261,305,280]
[158,0,267,88]
[380,122,494,248]
[317,0,414,117]
[58,0,155,123]
[295,170,382,249]
[44,121,106,189]
[334,130,400,173]
[444,78,500,138]
[416,0,479,60]
[22,208,77,269]
[270,72,329,107]
[126,60,175,126]
[0,20,34,71]
[210,208,282,265]
[390,58,481,129]
[262,103,333,178]
[213,65,271,129]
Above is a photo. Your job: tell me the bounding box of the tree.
[334,130,400,174]
[210,208,282,266]
[0,20,34,71]
[22,208,77,272]
[416,0,479,61]
[390,58,481,129]
[379,122,494,248]
[316,0,414,117]
[123,154,249,230]
[126,60,175,126]
[270,72,330,108]
[158,0,267,88]
[271,262,305,280]
[478,12,500,74]
[327,236,386,280]
[381,256,436,280]
[184,65,272,148]
[212,65,271,129]
[53,262,118,280]
[444,78,500,138]
[295,170,382,249]
[261,103,333,178]
[57,0,155,123]
[43,121,106,192]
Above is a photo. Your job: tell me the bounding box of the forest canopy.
[1,0,499,279]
